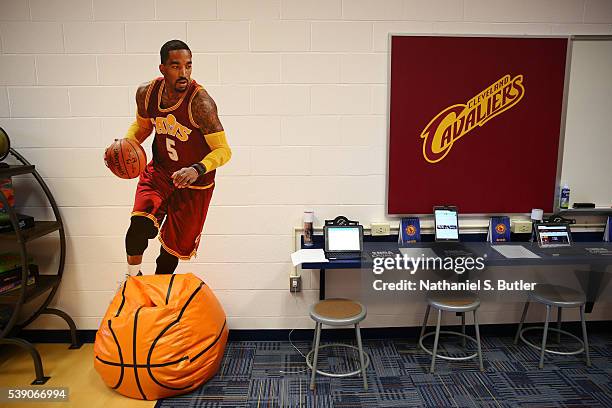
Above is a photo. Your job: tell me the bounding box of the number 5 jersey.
[144,77,215,189]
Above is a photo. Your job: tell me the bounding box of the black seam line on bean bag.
[95,356,188,368]
[165,275,176,305]
[190,319,227,363]
[108,320,124,389]
[133,307,147,400]
[145,282,204,391]
[115,280,127,317]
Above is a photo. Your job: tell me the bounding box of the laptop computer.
[534,223,583,256]
[432,206,474,258]
[324,225,363,260]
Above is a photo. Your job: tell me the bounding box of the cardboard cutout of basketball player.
[105,40,231,276]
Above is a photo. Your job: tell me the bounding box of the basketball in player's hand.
[104,138,146,179]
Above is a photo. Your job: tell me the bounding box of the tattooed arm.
[171,88,232,188]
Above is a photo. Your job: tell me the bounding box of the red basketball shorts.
[131,163,214,260]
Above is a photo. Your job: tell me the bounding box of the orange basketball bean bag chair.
[94,273,228,400]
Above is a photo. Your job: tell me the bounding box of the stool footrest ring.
[306,343,370,378]
[419,331,478,361]
[519,327,585,356]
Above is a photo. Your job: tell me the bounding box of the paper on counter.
[291,249,329,266]
[492,245,540,259]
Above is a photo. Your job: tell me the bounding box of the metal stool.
[419,291,484,373]
[514,284,591,369]
[307,298,369,391]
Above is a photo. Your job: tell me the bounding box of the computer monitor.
[433,206,459,242]
[535,223,572,247]
[324,225,363,253]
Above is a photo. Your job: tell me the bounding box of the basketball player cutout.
[106,40,231,276]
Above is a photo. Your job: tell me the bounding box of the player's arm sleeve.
[124,113,154,144]
[199,130,232,173]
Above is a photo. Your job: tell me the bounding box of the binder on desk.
[399,217,420,245]
[487,216,511,243]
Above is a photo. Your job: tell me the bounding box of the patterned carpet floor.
[155,330,612,407]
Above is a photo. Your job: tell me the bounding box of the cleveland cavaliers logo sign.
[420,74,525,164]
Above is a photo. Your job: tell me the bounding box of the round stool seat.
[426,291,480,312]
[530,284,585,307]
[310,298,366,326]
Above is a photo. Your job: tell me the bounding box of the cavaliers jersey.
[144,77,215,187]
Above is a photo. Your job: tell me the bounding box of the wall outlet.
[290,276,301,293]
[371,223,391,236]
[511,220,532,234]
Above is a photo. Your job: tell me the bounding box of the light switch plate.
[511,220,532,233]
[371,223,391,236]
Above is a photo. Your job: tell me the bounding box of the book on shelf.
[0,262,38,294]
[0,252,35,273]
[0,213,35,233]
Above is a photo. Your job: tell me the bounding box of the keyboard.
[538,246,585,256]
[326,251,362,260]
[432,243,475,258]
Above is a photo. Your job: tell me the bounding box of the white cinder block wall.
[1,0,611,331]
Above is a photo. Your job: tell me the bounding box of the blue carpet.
[155,331,612,407]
